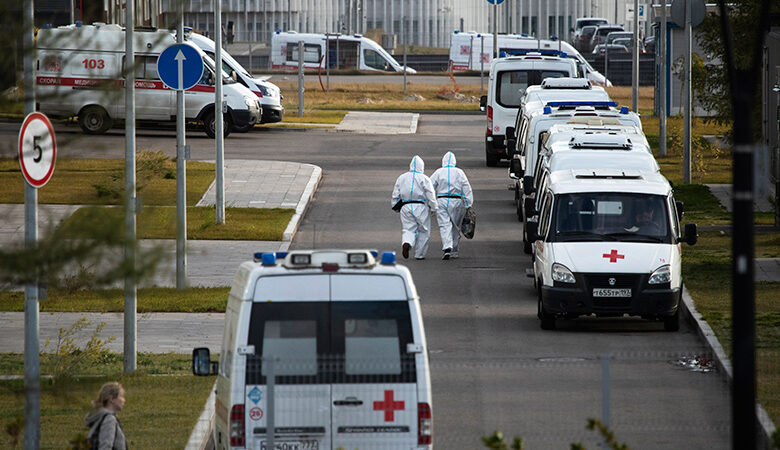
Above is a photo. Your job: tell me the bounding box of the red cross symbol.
[603,249,625,263]
[373,390,405,422]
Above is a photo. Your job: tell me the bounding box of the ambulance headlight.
[244,96,255,108]
[648,265,671,284]
[551,263,575,284]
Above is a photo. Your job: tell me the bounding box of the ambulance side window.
[122,55,159,80]
[286,43,321,63]
[518,118,529,157]
[669,195,680,238]
[538,191,554,239]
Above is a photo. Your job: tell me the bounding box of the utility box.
[382,34,397,54]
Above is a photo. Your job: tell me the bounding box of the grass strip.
[0,362,214,449]
[0,157,214,206]
[63,205,293,240]
[0,287,230,312]
[682,230,780,426]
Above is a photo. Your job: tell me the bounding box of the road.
[0,118,731,448]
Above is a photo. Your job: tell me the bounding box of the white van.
[526,170,697,331]
[184,29,284,125]
[520,78,613,115]
[271,31,416,73]
[448,31,609,86]
[480,55,578,166]
[193,249,433,450]
[36,23,261,138]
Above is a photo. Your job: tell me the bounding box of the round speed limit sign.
[18,112,57,188]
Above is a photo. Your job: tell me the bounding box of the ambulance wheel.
[78,106,112,135]
[538,288,556,330]
[202,110,233,139]
[663,308,680,332]
[522,230,532,254]
[486,153,499,167]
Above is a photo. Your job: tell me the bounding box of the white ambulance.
[35,23,261,137]
[193,249,433,450]
[184,29,284,125]
[447,31,610,86]
[520,78,613,115]
[270,31,416,73]
[526,170,697,331]
[480,55,578,166]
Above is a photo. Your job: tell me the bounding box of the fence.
[584,53,657,86]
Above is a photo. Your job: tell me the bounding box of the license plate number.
[261,441,319,450]
[592,288,631,298]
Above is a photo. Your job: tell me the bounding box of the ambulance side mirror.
[524,197,536,217]
[526,221,539,243]
[680,223,697,246]
[479,95,487,111]
[675,201,684,222]
[192,347,218,376]
[523,175,535,196]
[509,158,523,179]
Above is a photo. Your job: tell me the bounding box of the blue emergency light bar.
[380,252,396,265]
[503,49,568,58]
[545,101,619,108]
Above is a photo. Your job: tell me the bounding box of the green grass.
[63,205,293,240]
[0,287,230,312]
[0,157,215,206]
[0,357,215,449]
[276,109,347,124]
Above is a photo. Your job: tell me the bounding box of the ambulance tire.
[202,110,233,139]
[485,142,499,167]
[78,106,112,135]
[663,308,680,332]
[538,287,556,330]
[522,229,532,254]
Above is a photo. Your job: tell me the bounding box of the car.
[192,249,434,450]
[606,31,633,45]
[592,43,630,55]
[575,25,598,53]
[573,17,609,44]
[590,25,625,51]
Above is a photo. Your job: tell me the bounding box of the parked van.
[271,31,416,73]
[193,249,433,450]
[520,78,613,114]
[36,23,261,137]
[480,55,578,166]
[184,29,284,125]
[527,169,697,331]
[448,31,609,86]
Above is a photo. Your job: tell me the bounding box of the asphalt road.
[0,117,731,448]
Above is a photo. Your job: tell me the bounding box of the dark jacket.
[85,407,128,450]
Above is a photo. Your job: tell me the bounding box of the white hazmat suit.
[391,155,438,259]
[430,152,474,259]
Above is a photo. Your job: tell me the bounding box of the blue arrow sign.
[157,43,203,91]
[486,0,505,4]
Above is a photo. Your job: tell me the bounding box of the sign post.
[158,43,204,289]
[486,0,505,59]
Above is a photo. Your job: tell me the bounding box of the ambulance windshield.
[552,192,671,243]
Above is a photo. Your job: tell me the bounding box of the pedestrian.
[430,151,474,260]
[85,381,128,450]
[392,155,438,260]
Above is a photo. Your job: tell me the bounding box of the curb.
[680,285,777,449]
[185,381,216,450]
[281,164,322,250]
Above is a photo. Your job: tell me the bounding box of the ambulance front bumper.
[541,273,680,318]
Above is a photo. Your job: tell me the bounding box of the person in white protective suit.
[430,151,474,260]
[391,155,438,260]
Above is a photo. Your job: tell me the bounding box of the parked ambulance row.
[35,22,283,137]
[482,52,698,331]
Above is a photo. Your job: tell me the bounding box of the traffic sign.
[18,112,56,188]
[670,0,706,27]
[486,0,505,4]
[157,43,204,91]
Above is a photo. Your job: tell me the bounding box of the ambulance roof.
[37,23,175,53]
[547,170,671,196]
[523,87,610,112]
[547,150,659,174]
[545,125,650,152]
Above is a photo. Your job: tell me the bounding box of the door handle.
[333,398,363,406]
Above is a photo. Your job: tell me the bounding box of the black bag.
[460,207,476,239]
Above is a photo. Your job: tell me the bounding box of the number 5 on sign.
[18,112,57,188]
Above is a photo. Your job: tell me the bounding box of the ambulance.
[184,29,284,125]
[270,31,416,73]
[447,31,610,86]
[480,55,578,166]
[526,169,697,331]
[35,23,261,137]
[192,249,433,450]
[520,78,613,115]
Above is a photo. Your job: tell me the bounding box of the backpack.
[460,207,476,239]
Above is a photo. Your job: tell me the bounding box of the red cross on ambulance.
[602,249,625,263]
[373,390,405,422]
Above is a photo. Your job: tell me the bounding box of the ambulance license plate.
[592,288,631,298]
[261,440,319,450]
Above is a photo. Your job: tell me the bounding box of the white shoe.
[451,251,459,259]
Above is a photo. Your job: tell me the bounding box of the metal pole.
[23,1,40,448]
[326,35,330,92]
[298,41,304,116]
[683,0,691,183]
[124,0,137,373]
[659,0,667,156]
[249,42,253,74]
[555,0,559,38]
[402,0,406,93]
[267,357,275,450]
[480,35,484,93]
[288,0,292,30]
[216,0,226,224]
[176,6,188,289]
[493,2,497,59]
[632,0,639,112]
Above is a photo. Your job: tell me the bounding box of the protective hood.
[84,407,112,431]
[441,151,457,168]
[409,155,424,173]
[551,242,674,274]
